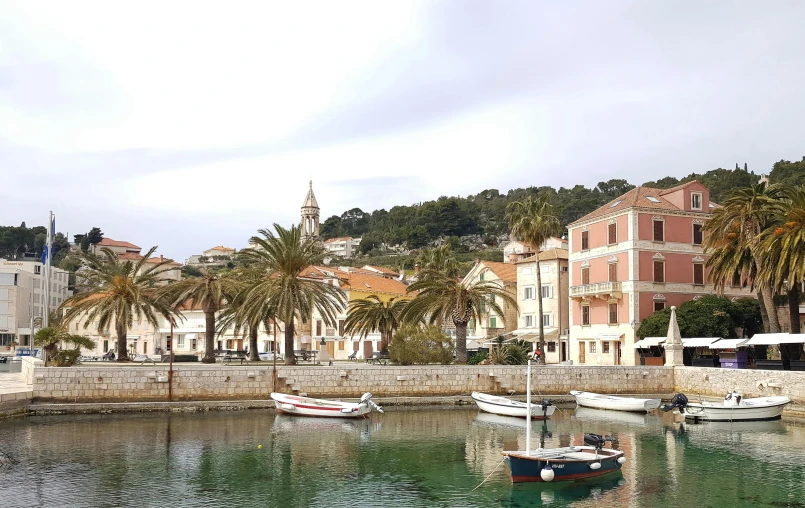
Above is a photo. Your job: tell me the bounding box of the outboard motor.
[583,433,613,450]
[723,391,742,407]
[662,393,689,412]
[541,399,553,420]
[360,392,384,413]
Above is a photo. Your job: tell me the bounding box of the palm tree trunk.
[454,321,468,363]
[760,286,781,333]
[249,325,260,361]
[380,327,390,354]
[757,291,770,333]
[202,310,216,363]
[284,320,296,365]
[116,320,129,362]
[535,255,545,360]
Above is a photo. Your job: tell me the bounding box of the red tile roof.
[476,260,517,283]
[362,265,399,277]
[97,238,141,250]
[515,248,569,263]
[570,186,688,225]
[146,257,181,267]
[343,272,409,296]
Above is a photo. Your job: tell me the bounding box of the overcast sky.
[2,1,804,261]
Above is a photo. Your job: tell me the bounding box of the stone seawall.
[30,364,674,402]
[675,367,805,407]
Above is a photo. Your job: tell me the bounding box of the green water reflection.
[0,406,804,507]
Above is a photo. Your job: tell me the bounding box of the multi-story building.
[515,248,569,363]
[90,238,142,256]
[462,261,518,341]
[323,237,362,258]
[504,237,567,264]
[0,259,70,346]
[185,246,237,267]
[567,181,752,366]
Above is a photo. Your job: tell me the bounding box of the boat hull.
[570,391,660,413]
[270,393,372,418]
[683,397,790,422]
[505,448,624,483]
[472,392,555,419]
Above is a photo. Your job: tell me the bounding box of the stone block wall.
[675,366,805,406]
[21,356,43,384]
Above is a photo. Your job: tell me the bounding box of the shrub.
[468,351,488,365]
[488,339,532,365]
[389,324,454,365]
[34,327,96,367]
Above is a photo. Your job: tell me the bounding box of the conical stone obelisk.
[664,306,684,366]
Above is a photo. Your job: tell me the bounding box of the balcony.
[570,282,623,300]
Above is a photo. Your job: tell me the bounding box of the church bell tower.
[301,180,320,240]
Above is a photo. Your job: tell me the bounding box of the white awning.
[745,333,805,346]
[596,333,624,341]
[709,338,749,349]
[158,327,205,334]
[682,337,721,348]
[467,340,484,350]
[127,335,140,340]
[184,333,197,340]
[512,327,558,341]
[633,337,665,349]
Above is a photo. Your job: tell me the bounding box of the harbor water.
[0,406,803,507]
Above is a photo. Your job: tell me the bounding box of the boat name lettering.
[551,464,564,469]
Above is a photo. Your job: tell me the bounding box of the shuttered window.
[608,223,617,245]
[582,306,590,325]
[693,263,704,285]
[581,267,590,285]
[653,220,664,242]
[581,231,590,250]
[654,301,665,312]
[608,263,617,282]
[693,224,703,245]
[653,261,665,282]
[608,303,618,324]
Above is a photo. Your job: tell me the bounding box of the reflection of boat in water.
[574,407,651,426]
[474,412,555,430]
[681,418,786,433]
[272,413,381,439]
[509,472,625,504]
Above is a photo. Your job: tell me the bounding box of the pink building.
[567,181,751,366]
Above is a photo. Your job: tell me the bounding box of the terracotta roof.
[117,252,144,261]
[207,246,235,252]
[476,260,517,283]
[343,272,409,296]
[362,265,399,276]
[570,186,684,225]
[97,238,141,250]
[658,180,700,195]
[146,257,181,267]
[515,248,569,263]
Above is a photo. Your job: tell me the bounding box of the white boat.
[570,391,661,413]
[270,392,383,418]
[664,392,790,422]
[471,392,556,419]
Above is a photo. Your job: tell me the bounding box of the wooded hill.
[321,158,805,255]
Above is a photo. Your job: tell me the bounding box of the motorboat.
[503,360,625,483]
[570,391,661,413]
[663,392,790,422]
[270,392,383,418]
[471,392,556,419]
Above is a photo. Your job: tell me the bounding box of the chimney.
[415,263,420,274]
[160,255,164,261]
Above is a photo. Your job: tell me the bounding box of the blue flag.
[40,216,55,265]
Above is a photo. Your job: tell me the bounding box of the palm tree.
[217,268,274,361]
[34,326,96,366]
[160,267,239,363]
[403,272,517,363]
[702,183,783,337]
[415,245,461,279]
[505,194,561,358]
[61,246,177,361]
[237,224,346,365]
[344,295,408,353]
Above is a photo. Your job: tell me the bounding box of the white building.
[503,236,567,263]
[185,246,236,266]
[0,259,70,346]
[323,237,362,258]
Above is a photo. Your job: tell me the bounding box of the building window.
[523,286,535,300]
[608,303,618,324]
[581,231,589,250]
[542,314,552,327]
[547,342,556,353]
[177,334,185,348]
[608,223,617,245]
[582,305,590,326]
[541,285,553,299]
[479,272,485,282]
[581,267,590,285]
[490,316,497,329]
[524,315,534,328]
[338,341,345,351]
[654,300,665,312]
[103,340,108,353]
[608,262,617,282]
[693,223,703,245]
[693,263,704,285]
[589,342,596,353]
[653,260,665,283]
[653,219,664,242]
[603,341,610,353]
[316,320,322,336]
[691,192,702,210]
[191,339,197,350]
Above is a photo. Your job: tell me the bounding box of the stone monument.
[664,305,684,366]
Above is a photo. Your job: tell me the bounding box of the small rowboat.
[270,392,383,418]
[570,391,660,413]
[664,392,790,422]
[503,434,625,483]
[471,392,556,419]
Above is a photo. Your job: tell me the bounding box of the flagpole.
[42,212,53,363]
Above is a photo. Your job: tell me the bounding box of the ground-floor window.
[589,341,597,353]
[338,341,345,351]
[103,340,109,353]
[547,342,556,353]
[603,341,610,354]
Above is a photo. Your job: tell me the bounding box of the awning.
[709,338,748,349]
[184,333,197,340]
[682,337,721,348]
[467,340,485,350]
[633,337,665,349]
[158,327,206,334]
[596,333,624,341]
[512,327,559,341]
[745,333,805,346]
[127,335,140,340]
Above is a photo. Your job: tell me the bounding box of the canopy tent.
[709,338,748,349]
[466,339,485,350]
[633,337,665,349]
[682,337,721,348]
[745,333,805,346]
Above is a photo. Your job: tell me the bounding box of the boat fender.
[617,457,626,465]
[590,462,602,470]
[540,463,555,482]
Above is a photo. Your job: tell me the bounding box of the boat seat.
[562,452,600,460]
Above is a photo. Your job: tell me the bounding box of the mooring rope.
[471,457,506,491]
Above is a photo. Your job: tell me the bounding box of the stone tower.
[301,180,320,240]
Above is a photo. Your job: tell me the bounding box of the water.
[0,406,804,507]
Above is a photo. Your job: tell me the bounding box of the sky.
[2,1,805,261]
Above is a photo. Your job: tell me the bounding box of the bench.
[347,351,358,361]
[293,350,319,363]
[222,350,248,365]
[366,352,390,365]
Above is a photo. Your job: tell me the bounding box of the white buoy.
[617,457,626,464]
[540,464,555,482]
[590,462,602,470]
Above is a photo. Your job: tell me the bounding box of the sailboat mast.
[526,358,532,456]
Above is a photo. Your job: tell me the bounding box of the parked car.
[259,352,281,361]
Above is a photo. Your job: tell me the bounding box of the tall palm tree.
[160,267,239,363]
[344,295,408,353]
[403,272,517,363]
[237,224,346,365]
[702,183,782,336]
[217,268,274,361]
[61,246,178,362]
[415,245,461,279]
[506,195,561,358]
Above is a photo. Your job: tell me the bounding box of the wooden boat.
[570,390,661,413]
[663,392,790,422]
[471,392,556,419]
[270,392,383,418]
